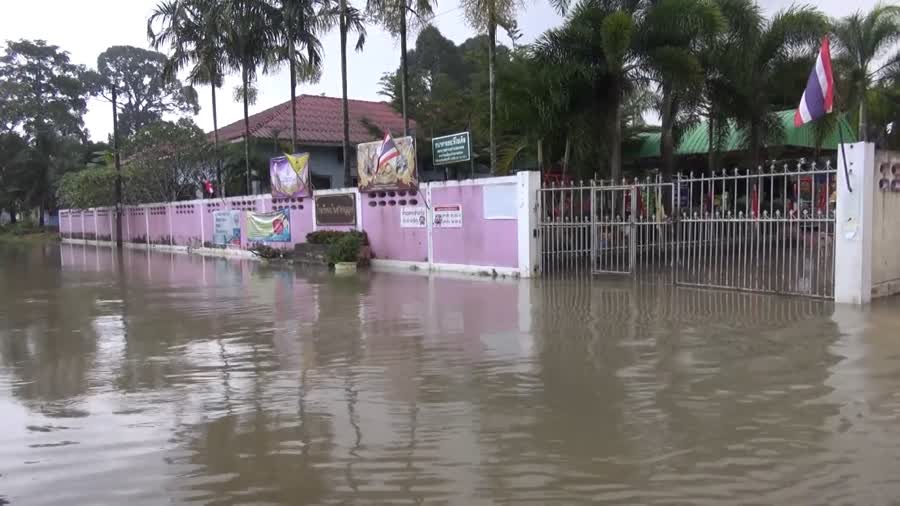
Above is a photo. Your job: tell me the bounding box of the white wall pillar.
[835,142,876,305]
[517,171,541,278]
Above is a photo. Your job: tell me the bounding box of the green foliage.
[307,230,368,245]
[57,166,121,209]
[96,45,200,138]
[249,243,286,258]
[325,232,363,264]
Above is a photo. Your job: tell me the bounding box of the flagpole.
[835,113,853,193]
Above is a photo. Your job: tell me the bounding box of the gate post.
[517,171,541,277]
[629,184,637,272]
[834,142,875,304]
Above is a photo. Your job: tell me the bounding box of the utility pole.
[112,84,123,251]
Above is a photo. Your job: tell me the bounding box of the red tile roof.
[212,94,414,146]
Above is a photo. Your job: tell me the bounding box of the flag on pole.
[794,37,834,127]
[376,132,400,173]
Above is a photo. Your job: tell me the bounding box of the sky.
[0,0,881,142]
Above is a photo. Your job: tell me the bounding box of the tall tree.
[0,132,32,223]
[366,0,435,136]
[331,0,366,184]
[460,0,568,174]
[96,45,200,138]
[0,39,93,225]
[832,4,900,142]
[271,0,329,153]
[148,0,228,194]
[726,6,827,168]
[222,0,278,194]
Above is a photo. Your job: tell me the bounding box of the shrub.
[307,230,369,246]
[326,233,362,264]
[249,243,285,259]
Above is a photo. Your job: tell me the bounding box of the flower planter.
[334,262,358,274]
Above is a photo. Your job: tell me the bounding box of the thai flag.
[376,132,400,173]
[794,37,834,127]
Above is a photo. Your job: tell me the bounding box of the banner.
[247,210,291,242]
[315,193,357,226]
[213,210,241,246]
[357,136,417,192]
[270,153,311,198]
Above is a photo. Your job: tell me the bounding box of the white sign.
[400,206,427,228]
[483,183,517,219]
[433,204,463,228]
[213,210,241,246]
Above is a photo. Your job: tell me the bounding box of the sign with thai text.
[433,204,463,228]
[213,210,241,246]
[432,132,471,166]
[247,210,291,242]
[400,207,427,228]
[315,193,357,226]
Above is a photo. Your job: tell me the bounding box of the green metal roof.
[633,110,856,158]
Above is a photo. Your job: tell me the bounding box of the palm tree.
[148,0,227,195]
[222,0,278,194]
[461,0,569,175]
[727,6,828,168]
[532,0,644,182]
[638,0,723,179]
[832,4,900,141]
[329,0,366,185]
[366,0,435,136]
[271,0,330,153]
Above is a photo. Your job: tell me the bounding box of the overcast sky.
[1,0,881,142]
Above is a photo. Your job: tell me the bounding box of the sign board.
[432,132,471,166]
[270,153,311,198]
[357,136,418,192]
[400,207,427,228]
[213,210,241,246]
[315,193,357,226]
[247,210,291,242]
[433,204,463,228]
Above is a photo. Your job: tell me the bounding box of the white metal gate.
[539,160,837,299]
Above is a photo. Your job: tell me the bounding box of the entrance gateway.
[538,160,837,299]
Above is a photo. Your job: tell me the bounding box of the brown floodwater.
[2,243,900,505]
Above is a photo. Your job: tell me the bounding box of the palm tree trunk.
[340,0,351,186]
[660,84,675,181]
[563,134,570,176]
[749,121,761,171]
[242,64,252,194]
[400,2,409,136]
[611,105,622,183]
[858,94,868,142]
[212,83,222,197]
[289,41,298,153]
[707,114,715,172]
[537,139,543,173]
[488,3,497,175]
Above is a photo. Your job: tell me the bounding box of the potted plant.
[327,233,363,274]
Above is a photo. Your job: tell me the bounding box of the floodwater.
[2,244,900,505]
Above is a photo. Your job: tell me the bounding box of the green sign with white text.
[432,132,471,166]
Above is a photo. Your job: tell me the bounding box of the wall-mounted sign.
[400,207,427,228]
[270,153,311,198]
[315,193,357,226]
[433,204,463,228]
[213,210,241,246]
[432,132,471,166]
[357,135,418,192]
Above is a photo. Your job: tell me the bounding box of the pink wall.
[59,175,529,273]
[430,184,518,268]
[361,190,428,262]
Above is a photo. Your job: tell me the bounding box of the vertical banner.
[270,153,311,198]
[357,135,418,192]
[213,210,241,246]
[247,210,291,242]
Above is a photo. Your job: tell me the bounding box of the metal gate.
[538,160,837,299]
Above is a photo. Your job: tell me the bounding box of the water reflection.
[0,244,898,504]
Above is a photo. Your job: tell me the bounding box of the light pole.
[112,84,123,250]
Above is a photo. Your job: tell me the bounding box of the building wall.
[305,145,347,189]
[872,150,900,298]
